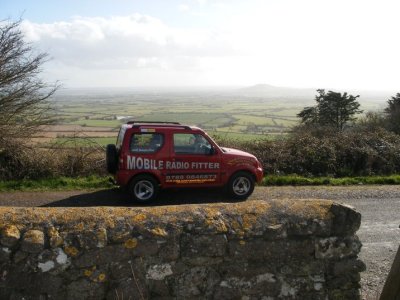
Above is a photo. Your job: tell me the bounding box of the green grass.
[0,176,113,192]
[263,175,400,186]
[1,174,399,192]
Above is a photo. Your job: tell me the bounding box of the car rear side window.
[130,133,164,153]
[116,127,127,149]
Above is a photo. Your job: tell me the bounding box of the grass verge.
[263,174,400,186]
[0,174,399,192]
[0,176,113,192]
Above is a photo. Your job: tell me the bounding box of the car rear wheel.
[106,144,118,174]
[129,175,159,203]
[227,171,255,200]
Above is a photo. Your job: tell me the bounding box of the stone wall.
[0,200,365,299]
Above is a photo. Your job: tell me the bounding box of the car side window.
[174,133,212,155]
[130,133,164,153]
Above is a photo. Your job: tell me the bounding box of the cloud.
[178,4,190,12]
[17,0,400,89]
[21,14,234,72]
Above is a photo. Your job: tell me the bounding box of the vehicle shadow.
[40,188,244,207]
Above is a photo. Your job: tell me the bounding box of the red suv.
[106,122,263,202]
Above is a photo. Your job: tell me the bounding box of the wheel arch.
[127,172,161,188]
[228,169,256,183]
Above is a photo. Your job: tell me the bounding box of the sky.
[1,0,400,90]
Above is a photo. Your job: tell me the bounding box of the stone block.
[315,236,362,259]
[67,279,105,300]
[0,225,20,247]
[171,266,220,299]
[73,245,132,268]
[181,234,227,258]
[47,226,63,248]
[229,239,315,261]
[0,247,11,262]
[21,230,44,254]
[107,278,149,300]
[332,259,366,275]
[331,203,361,236]
[158,239,180,261]
[287,218,332,237]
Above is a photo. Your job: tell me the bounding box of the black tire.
[106,144,118,174]
[227,171,255,200]
[129,175,159,203]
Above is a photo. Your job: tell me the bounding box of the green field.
[53,94,299,141]
[50,88,386,142]
[69,119,122,127]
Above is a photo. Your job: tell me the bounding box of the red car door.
[164,132,221,186]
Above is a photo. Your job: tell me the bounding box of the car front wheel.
[227,172,255,200]
[129,175,159,203]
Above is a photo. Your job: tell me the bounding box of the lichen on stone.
[38,260,55,272]
[205,216,228,233]
[56,248,68,265]
[21,229,44,253]
[47,226,63,248]
[0,225,20,247]
[64,246,79,257]
[97,273,106,282]
[124,238,138,249]
[150,227,168,237]
[146,263,173,280]
[242,213,258,232]
[288,200,334,220]
[132,213,147,223]
[96,228,107,248]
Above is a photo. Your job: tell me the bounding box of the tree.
[384,93,400,134]
[297,89,363,131]
[357,111,386,132]
[0,19,58,149]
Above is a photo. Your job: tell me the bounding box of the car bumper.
[255,167,264,184]
[114,170,131,187]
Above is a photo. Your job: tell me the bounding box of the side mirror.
[208,147,217,155]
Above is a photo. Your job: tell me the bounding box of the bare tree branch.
[0,18,59,148]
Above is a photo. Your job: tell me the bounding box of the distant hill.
[235,84,394,110]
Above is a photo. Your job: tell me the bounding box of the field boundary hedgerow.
[0,174,399,192]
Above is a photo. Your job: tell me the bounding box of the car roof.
[121,122,202,132]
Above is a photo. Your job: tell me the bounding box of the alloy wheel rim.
[134,180,154,200]
[232,177,251,196]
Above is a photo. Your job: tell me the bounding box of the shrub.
[0,143,106,180]
[217,128,400,177]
